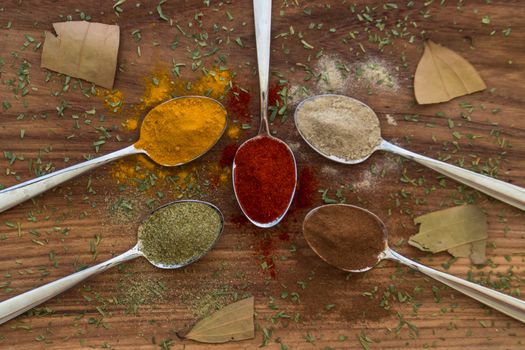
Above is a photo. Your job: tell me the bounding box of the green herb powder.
[138,201,221,266]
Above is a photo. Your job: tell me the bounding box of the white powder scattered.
[353,170,373,190]
[287,84,312,106]
[385,114,397,126]
[321,165,339,176]
[353,157,399,191]
[353,58,399,92]
[287,141,302,152]
[315,55,349,94]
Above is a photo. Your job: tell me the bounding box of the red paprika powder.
[233,135,296,224]
[226,85,251,121]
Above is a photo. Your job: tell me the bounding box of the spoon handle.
[0,245,141,325]
[380,140,525,211]
[253,0,272,135]
[385,248,525,323]
[0,145,140,214]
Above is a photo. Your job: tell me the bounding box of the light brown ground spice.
[295,95,381,162]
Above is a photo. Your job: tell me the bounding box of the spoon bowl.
[303,204,387,273]
[295,94,380,165]
[232,135,297,228]
[138,199,224,269]
[0,200,224,325]
[303,204,525,323]
[137,96,228,167]
[294,94,525,210]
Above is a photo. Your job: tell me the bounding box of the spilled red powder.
[226,85,251,121]
[219,143,239,168]
[231,214,249,225]
[278,231,290,241]
[268,82,286,106]
[297,166,318,208]
[258,237,276,279]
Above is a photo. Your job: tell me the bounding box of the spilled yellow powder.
[142,73,175,108]
[125,118,138,131]
[111,155,197,191]
[227,123,241,139]
[111,155,171,183]
[219,168,230,184]
[207,163,231,187]
[124,70,231,132]
[185,70,231,99]
[98,89,124,113]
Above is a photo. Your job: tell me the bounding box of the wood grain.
[0,0,524,349]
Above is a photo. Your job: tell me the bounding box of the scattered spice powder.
[98,88,124,113]
[124,69,231,131]
[226,122,241,139]
[119,273,167,314]
[296,166,318,209]
[303,204,386,271]
[315,55,348,93]
[296,95,381,162]
[111,155,172,184]
[138,201,222,266]
[135,97,227,166]
[355,59,399,92]
[226,84,251,121]
[109,70,234,193]
[233,136,296,225]
[219,143,239,168]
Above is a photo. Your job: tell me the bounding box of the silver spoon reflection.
[303,204,525,323]
[232,0,297,228]
[0,200,224,325]
[295,94,525,211]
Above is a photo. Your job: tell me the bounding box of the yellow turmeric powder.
[124,69,231,131]
[135,97,227,166]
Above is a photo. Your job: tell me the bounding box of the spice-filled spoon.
[0,96,228,213]
[295,94,525,211]
[303,204,525,323]
[232,0,297,228]
[0,200,224,325]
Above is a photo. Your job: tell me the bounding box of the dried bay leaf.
[414,40,486,104]
[41,21,120,89]
[409,205,487,253]
[183,296,255,343]
[448,239,487,265]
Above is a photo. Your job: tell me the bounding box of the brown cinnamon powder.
[303,204,386,271]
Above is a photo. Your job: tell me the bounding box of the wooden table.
[0,0,524,349]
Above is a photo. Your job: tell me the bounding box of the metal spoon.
[303,204,525,323]
[0,96,228,213]
[0,200,224,325]
[232,0,297,228]
[295,94,525,211]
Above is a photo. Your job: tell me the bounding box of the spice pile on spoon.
[295,94,525,210]
[0,96,228,213]
[0,200,224,324]
[232,0,297,228]
[303,204,525,323]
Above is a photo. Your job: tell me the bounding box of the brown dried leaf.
[41,21,120,89]
[184,296,254,343]
[409,205,487,253]
[414,40,486,104]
